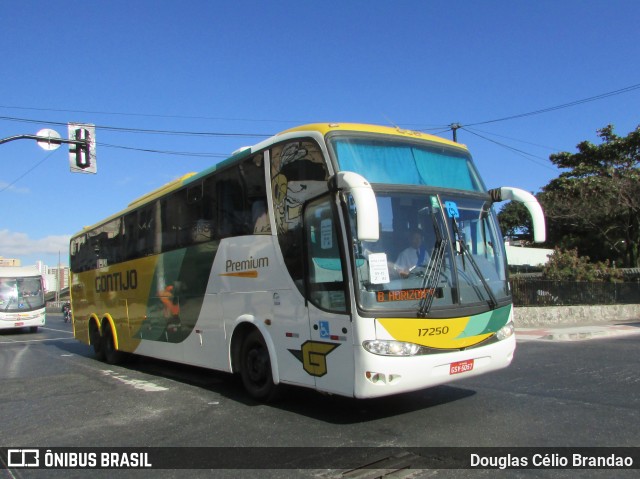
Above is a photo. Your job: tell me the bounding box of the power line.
[3,81,639,164]
[0,149,56,194]
[465,82,640,127]
[460,127,557,171]
[463,126,562,152]
[0,105,302,124]
[99,142,230,158]
[0,115,272,139]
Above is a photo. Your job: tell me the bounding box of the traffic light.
[68,123,97,173]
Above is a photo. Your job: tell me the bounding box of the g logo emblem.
[289,341,339,377]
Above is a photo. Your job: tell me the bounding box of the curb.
[516,323,640,342]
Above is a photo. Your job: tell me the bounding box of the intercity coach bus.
[70,123,545,400]
[0,265,46,332]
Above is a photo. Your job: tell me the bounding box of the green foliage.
[497,201,532,239]
[541,124,640,267]
[541,248,624,282]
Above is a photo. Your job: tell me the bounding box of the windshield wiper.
[3,296,15,311]
[417,211,446,318]
[450,217,498,308]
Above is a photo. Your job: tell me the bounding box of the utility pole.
[450,123,462,143]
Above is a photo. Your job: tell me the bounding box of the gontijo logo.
[95,269,138,292]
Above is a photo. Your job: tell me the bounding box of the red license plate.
[450,359,474,375]
[15,322,24,327]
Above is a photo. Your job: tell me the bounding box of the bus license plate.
[15,322,24,327]
[450,359,474,375]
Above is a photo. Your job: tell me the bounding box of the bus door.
[303,196,355,397]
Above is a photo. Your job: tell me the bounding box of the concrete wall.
[514,304,640,327]
[505,243,553,267]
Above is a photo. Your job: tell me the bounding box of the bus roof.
[71,123,468,238]
[278,123,468,150]
[128,172,197,208]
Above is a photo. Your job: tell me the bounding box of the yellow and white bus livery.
[70,123,545,400]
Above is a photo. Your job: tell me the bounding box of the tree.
[541,248,623,282]
[497,198,535,242]
[541,125,640,267]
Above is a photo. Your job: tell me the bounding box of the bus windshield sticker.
[368,253,390,284]
[445,201,459,218]
[321,219,333,249]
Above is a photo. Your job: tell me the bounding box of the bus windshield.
[347,190,509,315]
[331,136,485,192]
[0,276,45,312]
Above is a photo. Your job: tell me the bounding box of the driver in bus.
[394,230,427,278]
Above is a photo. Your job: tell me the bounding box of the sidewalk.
[516,321,640,342]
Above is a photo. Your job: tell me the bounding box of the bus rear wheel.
[240,329,280,402]
[103,325,125,365]
[90,322,105,361]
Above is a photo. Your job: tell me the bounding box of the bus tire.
[29,326,38,333]
[103,324,124,365]
[240,329,280,402]
[90,321,105,361]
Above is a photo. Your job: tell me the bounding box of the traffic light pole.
[0,133,87,148]
[1,123,96,173]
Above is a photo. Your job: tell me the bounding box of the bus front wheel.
[240,329,280,402]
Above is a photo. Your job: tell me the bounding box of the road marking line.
[101,369,168,392]
[0,337,76,343]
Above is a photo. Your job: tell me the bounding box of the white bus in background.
[0,266,46,333]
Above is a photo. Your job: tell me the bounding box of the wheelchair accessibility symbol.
[319,320,330,338]
[444,201,459,218]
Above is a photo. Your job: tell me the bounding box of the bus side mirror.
[489,186,546,243]
[331,171,379,241]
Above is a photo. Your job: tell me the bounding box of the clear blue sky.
[1,0,639,268]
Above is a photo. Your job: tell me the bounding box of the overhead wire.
[0,149,57,194]
[99,142,230,158]
[460,127,557,171]
[0,104,303,124]
[462,126,562,152]
[0,115,272,138]
[465,82,640,127]
[1,81,639,171]
[432,82,640,169]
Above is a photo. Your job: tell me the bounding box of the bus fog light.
[366,371,387,384]
[363,340,421,356]
[496,321,515,341]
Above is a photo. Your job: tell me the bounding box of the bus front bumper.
[353,334,516,399]
[0,311,46,330]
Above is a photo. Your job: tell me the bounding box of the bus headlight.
[363,340,421,356]
[496,321,515,341]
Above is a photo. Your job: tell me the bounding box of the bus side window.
[216,167,242,237]
[137,204,157,256]
[123,212,138,261]
[240,153,270,235]
[217,153,268,237]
